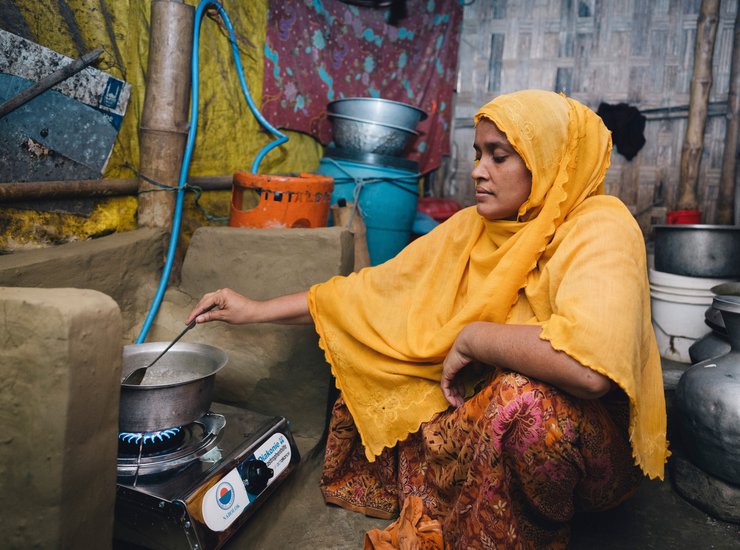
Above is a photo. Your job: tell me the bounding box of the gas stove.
[114,402,300,550]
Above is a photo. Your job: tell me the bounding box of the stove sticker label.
[202,468,249,532]
[250,432,291,499]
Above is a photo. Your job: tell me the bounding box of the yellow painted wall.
[0,0,322,252]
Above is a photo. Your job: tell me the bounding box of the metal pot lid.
[322,146,419,172]
[712,295,740,314]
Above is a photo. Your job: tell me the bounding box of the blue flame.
[119,427,182,445]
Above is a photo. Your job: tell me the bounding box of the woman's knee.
[484,371,582,455]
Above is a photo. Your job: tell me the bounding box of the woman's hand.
[441,325,477,408]
[186,288,260,326]
[441,321,612,405]
[185,288,313,327]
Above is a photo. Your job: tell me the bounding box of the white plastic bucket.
[649,269,736,363]
[648,284,714,298]
[648,268,732,290]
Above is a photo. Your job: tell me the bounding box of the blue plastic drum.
[318,147,420,266]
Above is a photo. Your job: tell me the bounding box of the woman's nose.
[471,161,485,180]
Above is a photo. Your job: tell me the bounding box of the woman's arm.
[186,288,313,326]
[441,321,612,407]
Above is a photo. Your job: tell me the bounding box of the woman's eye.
[493,156,507,164]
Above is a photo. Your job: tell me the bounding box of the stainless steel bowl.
[329,113,419,156]
[328,97,427,129]
[653,224,740,278]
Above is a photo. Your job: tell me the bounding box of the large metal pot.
[119,342,228,432]
[676,295,740,484]
[653,225,740,278]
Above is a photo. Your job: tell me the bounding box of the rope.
[321,157,418,229]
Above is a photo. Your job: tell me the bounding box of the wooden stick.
[330,202,371,271]
[0,48,104,119]
[0,176,233,202]
[716,6,740,225]
[677,0,720,212]
[0,178,135,201]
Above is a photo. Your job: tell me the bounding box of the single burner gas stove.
[114,402,300,550]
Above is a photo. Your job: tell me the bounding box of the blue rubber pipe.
[136,0,288,343]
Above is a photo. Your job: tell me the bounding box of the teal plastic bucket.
[317,148,419,265]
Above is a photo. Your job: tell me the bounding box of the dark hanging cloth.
[596,102,646,161]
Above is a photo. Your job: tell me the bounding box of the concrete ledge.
[0,287,122,548]
[0,228,165,341]
[180,226,354,299]
[151,226,354,450]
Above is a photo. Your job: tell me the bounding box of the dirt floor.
[226,441,740,549]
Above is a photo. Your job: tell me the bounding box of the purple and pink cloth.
[262,0,463,174]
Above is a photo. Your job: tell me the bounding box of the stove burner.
[117,412,226,478]
[118,427,185,455]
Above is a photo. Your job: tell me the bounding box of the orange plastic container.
[229,172,334,229]
[666,209,701,224]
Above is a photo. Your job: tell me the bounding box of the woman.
[187,90,669,548]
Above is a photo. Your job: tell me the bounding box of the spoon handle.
[122,304,218,385]
[144,303,218,369]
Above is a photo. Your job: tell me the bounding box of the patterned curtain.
[262,0,463,174]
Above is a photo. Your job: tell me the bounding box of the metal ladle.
[122,304,217,386]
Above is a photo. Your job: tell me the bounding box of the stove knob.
[244,459,273,494]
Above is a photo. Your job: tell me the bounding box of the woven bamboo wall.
[449,0,737,235]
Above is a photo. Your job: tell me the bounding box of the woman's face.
[472,118,532,221]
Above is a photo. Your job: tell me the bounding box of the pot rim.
[121,342,228,389]
[653,224,740,231]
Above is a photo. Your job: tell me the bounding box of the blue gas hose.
[136,0,287,343]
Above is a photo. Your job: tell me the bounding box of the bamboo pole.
[717,6,740,225]
[677,0,720,212]
[137,0,194,230]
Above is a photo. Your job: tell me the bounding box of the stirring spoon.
[122,304,217,385]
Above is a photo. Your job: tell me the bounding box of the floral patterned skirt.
[320,370,642,549]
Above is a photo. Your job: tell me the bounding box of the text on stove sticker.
[255,433,291,478]
[257,436,283,462]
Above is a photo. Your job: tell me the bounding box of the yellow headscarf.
[309,90,668,479]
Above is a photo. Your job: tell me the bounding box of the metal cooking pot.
[653,224,740,278]
[676,295,740,484]
[119,342,228,433]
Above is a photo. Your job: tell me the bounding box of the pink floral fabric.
[321,370,642,548]
[262,0,463,173]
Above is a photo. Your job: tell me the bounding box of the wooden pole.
[0,179,135,201]
[716,6,740,225]
[677,0,720,212]
[0,175,232,202]
[0,48,103,119]
[137,0,194,230]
